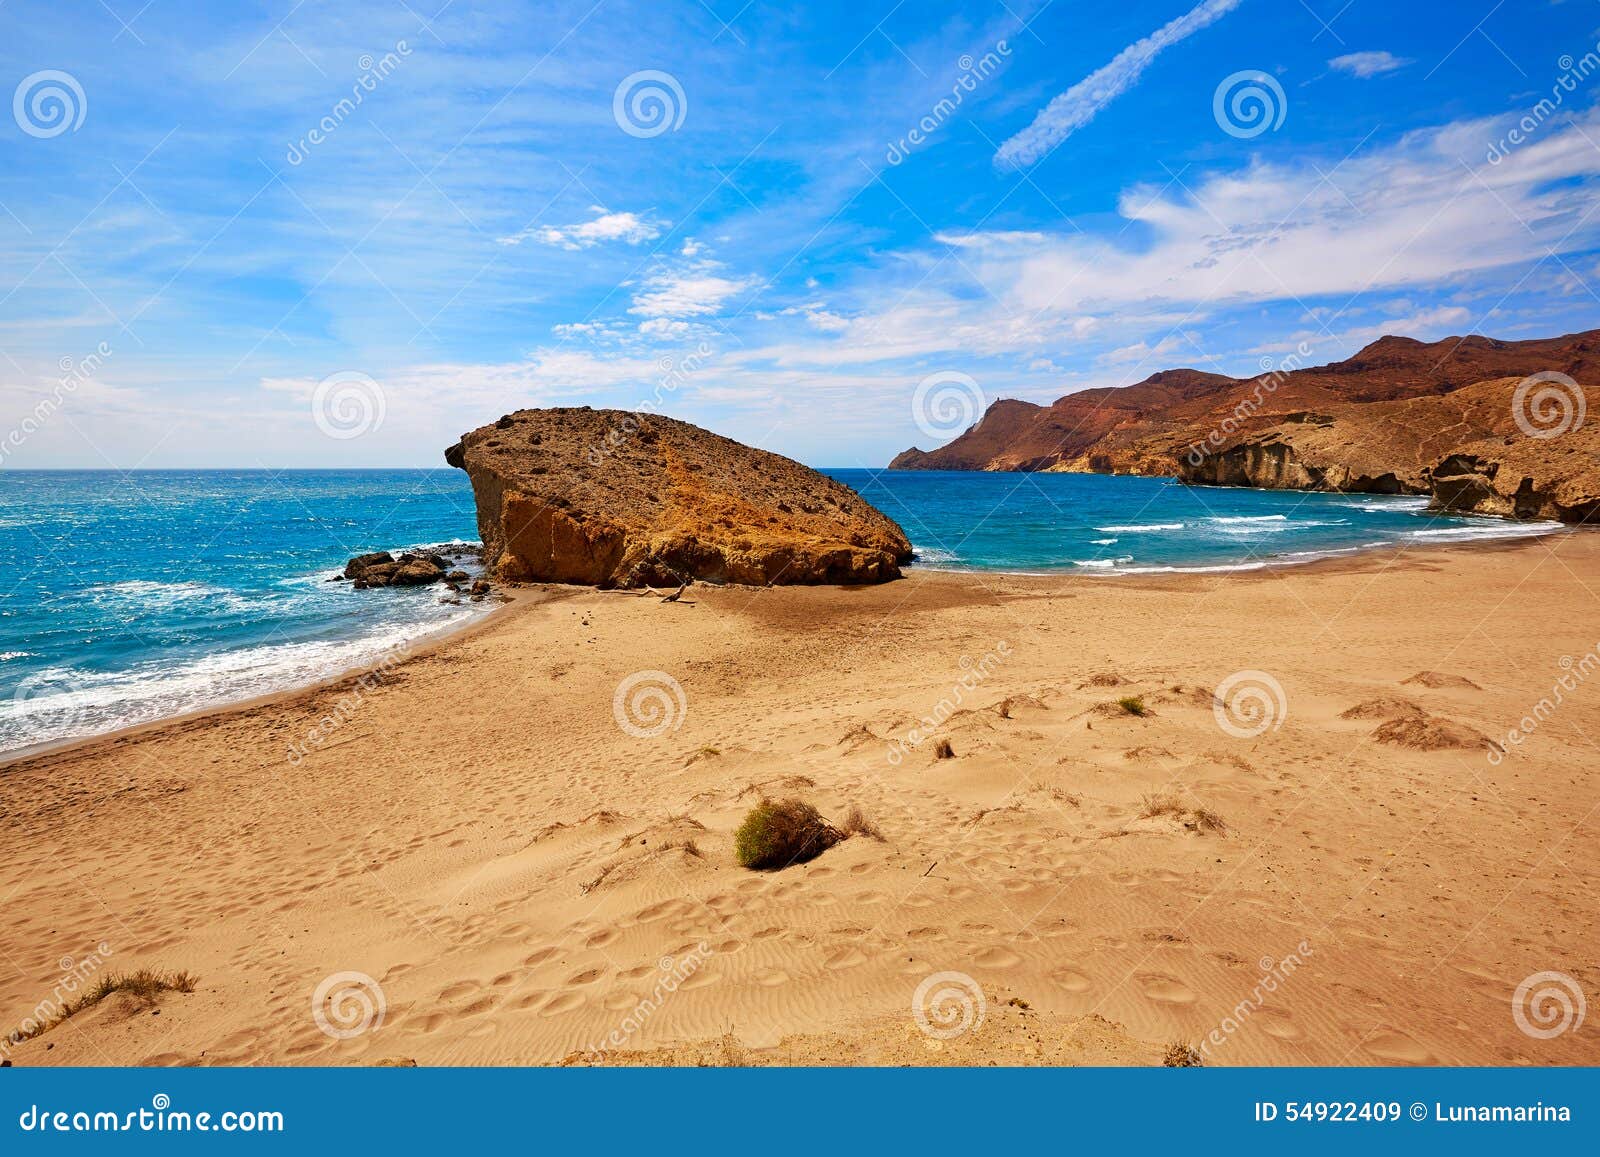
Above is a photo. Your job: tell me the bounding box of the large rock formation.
[889,330,1600,522]
[446,408,912,587]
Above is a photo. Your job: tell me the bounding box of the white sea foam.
[1089,537,1118,545]
[1208,514,1287,523]
[1094,522,1184,533]
[0,588,490,755]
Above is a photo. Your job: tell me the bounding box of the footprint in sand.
[852,890,887,905]
[1049,966,1094,993]
[753,968,790,987]
[1136,973,1197,1004]
[602,991,641,1011]
[461,995,500,1016]
[438,981,480,1002]
[507,992,546,1012]
[566,967,606,986]
[539,991,585,1017]
[901,894,936,909]
[905,926,946,942]
[679,969,720,990]
[1362,1030,1433,1064]
[824,946,867,970]
[522,946,561,967]
[1255,1010,1305,1041]
[616,963,654,980]
[974,946,1021,969]
[585,929,619,948]
[751,927,784,941]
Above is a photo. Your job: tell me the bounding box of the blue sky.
[3,0,1600,468]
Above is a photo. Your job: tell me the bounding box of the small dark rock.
[344,551,394,579]
[445,570,468,582]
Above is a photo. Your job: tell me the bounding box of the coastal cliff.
[447,408,912,587]
[889,329,1600,522]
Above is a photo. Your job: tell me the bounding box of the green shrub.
[735,798,841,870]
[1117,696,1147,716]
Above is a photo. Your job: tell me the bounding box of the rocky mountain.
[889,329,1600,522]
[447,408,912,587]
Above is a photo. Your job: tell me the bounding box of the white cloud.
[1329,51,1412,78]
[498,206,664,249]
[994,0,1245,168]
[628,247,758,320]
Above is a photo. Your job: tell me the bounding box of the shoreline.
[0,590,527,771]
[1,529,1582,772]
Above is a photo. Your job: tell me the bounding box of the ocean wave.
[0,650,32,661]
[912,545,961,564]
[1405,522,1563,543]
[1208,514,1287,523]
[1073,556,1134,568]
[1093,523,1184,533]
[1089,537,1118,545]
[0,603,489,755]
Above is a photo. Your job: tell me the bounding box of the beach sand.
[4,534,1598,1067]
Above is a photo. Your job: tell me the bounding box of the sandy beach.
[4,534,1597,1067]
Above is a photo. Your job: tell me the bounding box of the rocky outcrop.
[1428,427,1600,523]
[340,544,493,598]
[446,408,912,587]
[889,330,1600,514]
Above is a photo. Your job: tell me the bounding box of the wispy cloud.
[498,206,665,249]
[994,0,1246,169]
[1329,50,1412,78]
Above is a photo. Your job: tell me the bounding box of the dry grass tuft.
[933,738,955,759]
[14,969,197,1043]
[1139,792,1185,820]
[1117,696,1148,717]
[1163,1041,1204,1067]
[839,805,884,842]
[735,798,842,870]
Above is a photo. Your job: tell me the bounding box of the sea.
[0,467,1564,754]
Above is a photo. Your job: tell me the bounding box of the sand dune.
[3,535,1597,1066]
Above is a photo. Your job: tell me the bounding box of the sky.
[3,0,1600,469]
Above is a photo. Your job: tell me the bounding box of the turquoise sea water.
[0,467,1563,753]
